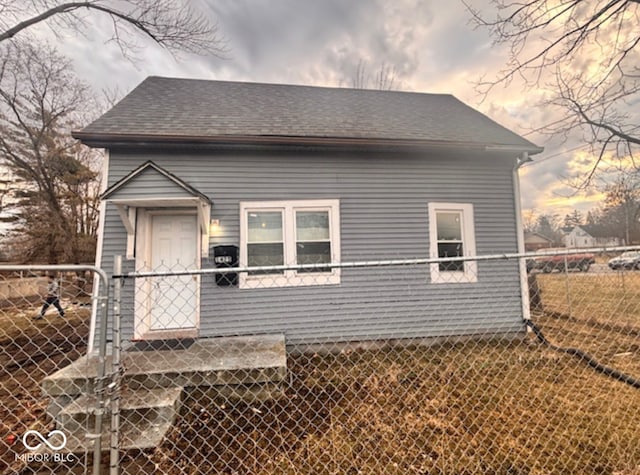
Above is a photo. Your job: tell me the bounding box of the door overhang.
[109,197,211,258]
[100,161,213,258]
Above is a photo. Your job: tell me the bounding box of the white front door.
[137,213,199,338]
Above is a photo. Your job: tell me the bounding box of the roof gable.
[102,161,210,203]
[524,231,553,243]
[75,77,542,154]
[564,224,620,239]
[580,224,618,239]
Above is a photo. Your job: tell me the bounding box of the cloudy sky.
[32,0,611,218]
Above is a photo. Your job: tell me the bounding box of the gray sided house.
[74,76,543,350]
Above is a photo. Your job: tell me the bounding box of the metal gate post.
[110,256,123,475]
[92,268,110,475]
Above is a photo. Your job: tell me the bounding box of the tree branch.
[467,0,640,189]
[0,1,227,56]
[572,100,640,146]
[0,2,88,42]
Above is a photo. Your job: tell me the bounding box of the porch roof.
[101,161,212,258]
[101,160,211,204]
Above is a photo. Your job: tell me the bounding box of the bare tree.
[373,62,398,91]
[0,0,227,57]
[563,209,584,228]
[598,173,640,244]
[0,0,227,262]
[0,171,15,221]
[465,1,640,187]
[350,59,399,90]
[351,59,369,89]
[0,40,101,263]
[522,209,539,233]
[535,213,564,245]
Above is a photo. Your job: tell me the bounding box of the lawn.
[534,271,640,376]
[535,271,640,328]
[122,331,639,475]
[120,270,640,474]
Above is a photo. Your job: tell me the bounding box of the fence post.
[110,256,123,475]
[563,254,573,317]
[92,268,110,475]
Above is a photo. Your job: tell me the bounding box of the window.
[247,211,284,275]
[240,200,340,288]
[296,211,332,272]
[428,203,477,283]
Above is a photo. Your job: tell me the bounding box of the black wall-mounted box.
[213,245,238,286]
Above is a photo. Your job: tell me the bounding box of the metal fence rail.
[106,247,640,475]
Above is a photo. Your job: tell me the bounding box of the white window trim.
[239,199,341,289]
[428,202,478,284]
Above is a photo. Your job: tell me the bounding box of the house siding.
[99,148,524,346]
[105,167,195,200]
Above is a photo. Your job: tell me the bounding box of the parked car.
[533,248,595,273]
[526,258,536,273]
[608,251,640,270]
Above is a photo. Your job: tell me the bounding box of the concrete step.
[42,334,287,398]
[57,386,183,452]
[39,335,287,452]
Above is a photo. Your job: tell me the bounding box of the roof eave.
[72,131,544,155]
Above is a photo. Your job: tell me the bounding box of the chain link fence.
[1,249,639,474]
[105,248,640,475]
[0,265,109,475]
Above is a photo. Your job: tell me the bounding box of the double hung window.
[240,199,340,288]
[428,202,477,283]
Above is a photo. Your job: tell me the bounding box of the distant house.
[524,231,553,251]
[563,225,624,248]
[73,76,543,348]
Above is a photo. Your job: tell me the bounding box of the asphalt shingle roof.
[75,76,542,152]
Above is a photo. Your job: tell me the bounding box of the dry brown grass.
[280,339,639,475]
[5,269,639,474]
[534,270,640,377]
[0,305,90,473]
[536,271,640,328]
[129,329,640,475]
[116,269,640,474]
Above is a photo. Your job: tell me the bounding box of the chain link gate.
[103,247,640,474]
[0,264,109,475]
